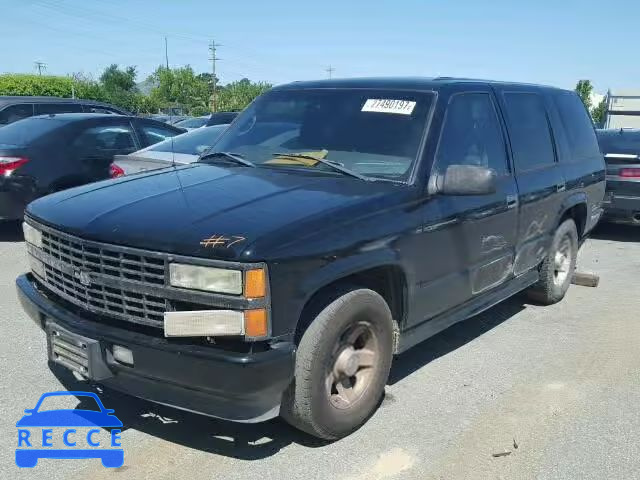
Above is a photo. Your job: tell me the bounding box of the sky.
[1,0,637,94]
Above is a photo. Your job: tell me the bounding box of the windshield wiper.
[199,151,256,168]
[272,153,370,181]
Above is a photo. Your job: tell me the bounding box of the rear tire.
[527,218,578,305]
[281,288,394,440]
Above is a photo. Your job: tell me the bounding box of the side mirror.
[435,164,497,196]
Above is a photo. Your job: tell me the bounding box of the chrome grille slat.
[36,227,168,327]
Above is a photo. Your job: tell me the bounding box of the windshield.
[0,117,63,146]
[209,89,434,181]
[597,130,640,155]
[176,117,208,129]
[145,125,227,155]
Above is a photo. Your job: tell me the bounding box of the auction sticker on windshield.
[361,99,416,115]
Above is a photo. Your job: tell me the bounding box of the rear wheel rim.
[326,321,379,410]
[553,235,573,287]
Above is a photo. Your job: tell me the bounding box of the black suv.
[596,128,640,225]
[0,96,128,126]
[16,78,605,440]
[0,113,183,220]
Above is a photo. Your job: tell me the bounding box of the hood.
[27,164,399,261]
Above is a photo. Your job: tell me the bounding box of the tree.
[99,64,137,93]
[575,80,593,111]
[216,79,271,112]
[591,98,607,127]
[149,66,212,115]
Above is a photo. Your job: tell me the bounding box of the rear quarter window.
[552,92,600,162]
[502,92,556,172]
[0,104,34,125]
[0,117,62,145]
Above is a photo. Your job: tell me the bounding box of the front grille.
[32,225,170,328]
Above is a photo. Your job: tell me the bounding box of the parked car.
[206,111,238,126]
[0,96,128,127]
[0,113,183,220]
[174,116,209,131]
[110,124,229,177]
[17,78,605,440]
[596,128,640,225]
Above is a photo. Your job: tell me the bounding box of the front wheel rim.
[553,235,573,286]
[326,321,379,410]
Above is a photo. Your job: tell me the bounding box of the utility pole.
[34,61,46,76]
[209,40,221,112]
[326,65,335,79]
[164,36,169,69]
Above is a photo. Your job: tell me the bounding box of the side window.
[72,124,137,155]
[435,92,508,174]
[552,92,600,161]
[0,104,34,125]
[35,103,83,115]
[502,93,555,171]
[139,123,180,146]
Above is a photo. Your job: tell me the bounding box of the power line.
[209,40,222,112]
[34,61,46,75]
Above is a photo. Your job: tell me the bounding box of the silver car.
[110,124,228,177]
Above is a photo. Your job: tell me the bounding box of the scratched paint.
[199,235,246,248]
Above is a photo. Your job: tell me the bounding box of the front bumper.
[16,274,295,423]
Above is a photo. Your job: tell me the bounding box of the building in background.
[604,89,640,129]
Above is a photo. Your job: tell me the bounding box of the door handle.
[556,183,566,192]
[506,194,518,209]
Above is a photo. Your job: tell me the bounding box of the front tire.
[281,288,394,440]
[527,218,578,305]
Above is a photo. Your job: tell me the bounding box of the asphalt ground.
[1,221,638,479]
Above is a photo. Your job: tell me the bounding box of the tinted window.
[552,92,600,161]
[35,103,83,115]
[597,130,640,155]
[139,122,180,145]
[0,104,34,125]
[72,124,137,154]
[213,89,433,180]
[503,92,555,171]
[0,117,62,145]
[436,93,508,174]
[148,125,227,155]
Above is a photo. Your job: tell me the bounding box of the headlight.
[22,222,42,248]
[169,263,243,294]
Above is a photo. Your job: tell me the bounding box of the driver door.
[411,86,519,325]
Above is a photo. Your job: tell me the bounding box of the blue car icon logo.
[16,391,123,468]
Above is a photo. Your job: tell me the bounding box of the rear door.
[70,119,139,182]
[495,88,565,275]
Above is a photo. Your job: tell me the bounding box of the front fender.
[299,249,403,306]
